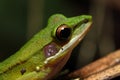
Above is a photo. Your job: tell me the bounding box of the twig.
[84,63,120,80]
[67,50,120,79]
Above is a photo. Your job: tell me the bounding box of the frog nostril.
[83,19,89,23]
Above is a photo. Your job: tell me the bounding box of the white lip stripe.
[44,22,92,64]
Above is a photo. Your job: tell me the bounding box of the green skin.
[0,14,92,80]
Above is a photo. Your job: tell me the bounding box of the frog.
[0,14,92,80]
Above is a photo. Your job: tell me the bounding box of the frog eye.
[56,24,72,41]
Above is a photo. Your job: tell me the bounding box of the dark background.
[0,0,120,79]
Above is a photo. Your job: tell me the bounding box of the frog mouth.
[44,21,92,64]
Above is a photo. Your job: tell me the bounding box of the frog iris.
[56,24,72,41]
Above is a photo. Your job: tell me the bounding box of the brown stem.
[67,50,120,79]
[84,64,120,80]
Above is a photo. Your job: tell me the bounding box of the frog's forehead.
[47,14,67,27]
[47,14,92,28]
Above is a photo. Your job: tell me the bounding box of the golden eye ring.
[56,24,71,41]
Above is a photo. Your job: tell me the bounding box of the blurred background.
[0,0,120,79]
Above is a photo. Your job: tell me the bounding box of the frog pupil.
[60,28,71,40]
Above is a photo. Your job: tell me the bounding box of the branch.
[67,50,120,80]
